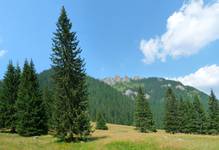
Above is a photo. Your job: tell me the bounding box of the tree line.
[0,60,48,136]
[134,87,219,135]
[164,88,219,135]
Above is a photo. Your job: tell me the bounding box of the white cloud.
[171,65,219,97]
[140,0,219,64]
[0,50,6,58]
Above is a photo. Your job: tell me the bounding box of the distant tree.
[192,95,207,134]
[0,61,20,132]
[96,112,108,130]
[51,7,91,141]
[16,60,48,136]
[164,88,178,134]
[207,90,219,134]
[135,87,156,133]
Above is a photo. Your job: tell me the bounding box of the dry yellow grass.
[0,123,219,150]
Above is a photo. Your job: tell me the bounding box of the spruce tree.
[207,90,219,134]
[183,100,196,134]
[164,88,178,134]
[51,7,91,141]
[96,112,108,130]
[192,95,206,134]
[0,61,20,132]
[16,60,48,136]
[177,98,187,133]
[135,87,156,133]
[42,86,54,129]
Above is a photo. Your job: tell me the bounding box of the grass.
[0,124,219,150]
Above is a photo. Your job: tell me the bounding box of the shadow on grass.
[55,135,108,144]
[87,135,108,142]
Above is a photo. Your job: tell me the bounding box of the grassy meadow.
[0,124,219,150]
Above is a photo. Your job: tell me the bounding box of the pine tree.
[207,90,219,134]
[96,112,108,130]
[192,95,206,134]
[0,61,20,132]
[164,88,178,134]
[51,7,91,141]
[135,87,156,133]
[16,60,48,136]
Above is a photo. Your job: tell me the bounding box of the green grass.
[0,124,219,150]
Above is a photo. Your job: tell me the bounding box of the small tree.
[135,87,156,133]
[16,60,48,136]
[96,112,108,130]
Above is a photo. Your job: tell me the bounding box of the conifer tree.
[182,100,196,133]
[192,95,206,134]
[51,7,91,141]
[43,86,54,129]
[96,112,108,130]
[135,87,156,133]
[0,61,20,132]
[177,98,187,133]
[207,90,219,134]
[16,60,48,136]
[164,88,178,133]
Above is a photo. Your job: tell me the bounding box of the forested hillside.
[110,77,209,128]
[38,69,134,125]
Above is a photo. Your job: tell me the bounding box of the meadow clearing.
[0,123,219,150]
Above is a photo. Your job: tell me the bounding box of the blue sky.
[0,0,219,96]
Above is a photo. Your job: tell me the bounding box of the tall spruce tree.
[0,61,20,132]
[16,60,48,136]
[192,95,206,134]
[207,90,219,134]
[164,88,178,133]
[135,87,156,133]
[51,7,91,141]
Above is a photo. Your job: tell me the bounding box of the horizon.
[0,0,219,96]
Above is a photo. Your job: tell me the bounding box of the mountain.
[102,76,209,128]
[38,69,134,125]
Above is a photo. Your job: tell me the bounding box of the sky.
[0,0,219,96]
